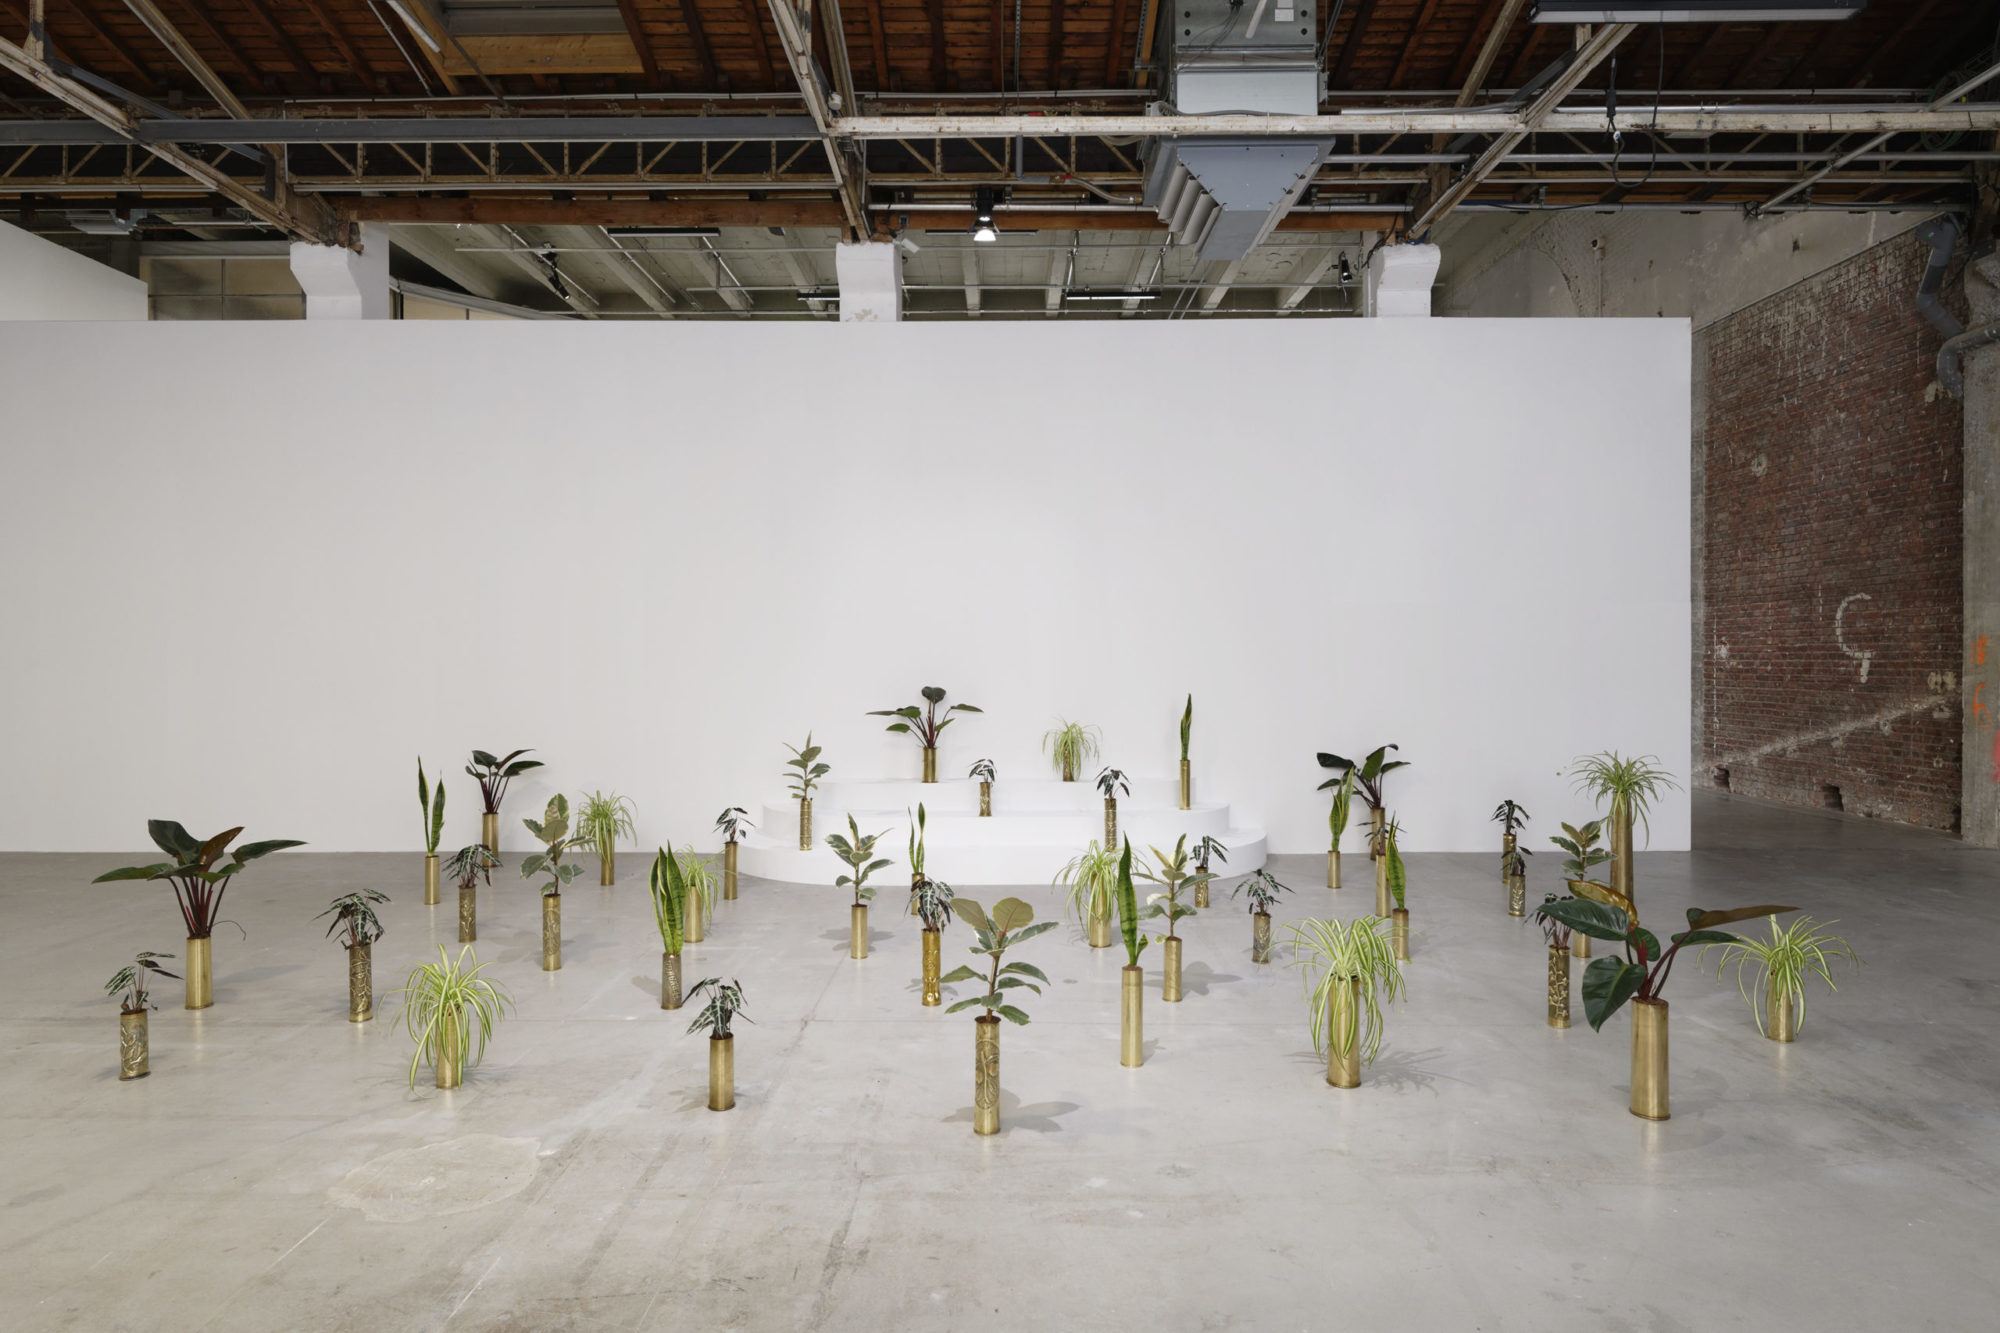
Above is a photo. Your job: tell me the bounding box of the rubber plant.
[520,794,584,896]
[827,815,891,959]
[785,733,829,848]
[942,898,1056,1024]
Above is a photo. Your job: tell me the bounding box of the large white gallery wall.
[0,319,1690,854]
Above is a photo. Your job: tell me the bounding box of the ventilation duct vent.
[1143,139,1331,260]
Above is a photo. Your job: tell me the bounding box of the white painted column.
[834,241,902,322]
[0,218,147,319]
[1365,242,1442,318]
[289,222,391,319]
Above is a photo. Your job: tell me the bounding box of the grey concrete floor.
[1,792,1994,1331]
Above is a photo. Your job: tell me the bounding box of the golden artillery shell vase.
[922,746,938,783]
[979,780,992,816]
[1631,998,1669,1120]
[850,903,868,959]
[1767,986,1798,1042]
[1327,848,1341,889]
[1120,966,1144,1067]
[1104,798,1117,851]
[922,929,942,1006]
[424,853,440,906]
[709,1034,734,1111]
[119,1010,148,1080]
[723,841,738,900]
[458,883,476,943]
[1391,908,1410,961]
[1088,911,1113,948]
[600,849,615,886]
[661,952,682,1010]
[1326,977,1362,1089]
[1507,873,1525,917]
[1162,937,1183,1002]
[1179,759,1191,811]
[1547,945,1571,1028]
[541,893,561,971]
[436,1005,466,1090]
[481,812,498,854]
[798,797,813,850]
[973,1015,1000,1135]
[185,936,212,1011]
[348,941,372,1022]
[1251,912,1271,964]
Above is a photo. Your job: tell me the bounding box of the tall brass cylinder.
[1162,936,1183,1002]
[1326,976,1362,1089]
[708,1035,734,1111]
[661,952,682,1010]
[723,841,739,900]
[541,893,562,971]
[1766,985,1797,1042]
[1507,873,1526,917]
[1251,912,1271,964]
[185,936,212,1010]
[600,848,615,886]
[850,903,868,959]
[436,1005,465,1090]
[973,1016,1000,1135]
[798,797,813,851]
[1120,966,1144,1067]
[1548,945,1571,1028]
[119,1010,149,1080]
[424,853,440,906]
[1375,857,1391,919]
[481,812,498,855]
[1630,998,1669,1120]
[922,929,942,1006]
[685,885,705,943]
[1328,848,1341,890]
[979,780,992,817]
[458,882,476,943]
[1610,806,1634,905]
[1104,798,1117,851]
[1369,807,1385,859]
[1088,912,1113,949]
[348,941,373,1022]
[1391,908,1410,962]
[1501,833,1515,886]
[1179,759,1191,811]
[1194,877,1209,909]
[1062,757,1076,782]
[922,746,939,783]
[1573,931,1591,960]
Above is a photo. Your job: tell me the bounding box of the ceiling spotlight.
[971,187,999,244]
[1337,254,1353,287]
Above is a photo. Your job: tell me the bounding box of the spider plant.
[520,794,584,896]
[674,845,718,934]
[1704,915,1860,1038]
[1044,719,1101,782]
[575,790,636,882]
[914,875,956,931]
[1233,868,1292,915]
[418,758,446,856]
[868,686,982,780]
[649,846,688,955]
[1492,799,1529,840]
[466,748,541,816]
[1568,753,1679,844]
[1055,840,1121,939]
[715,807,754,843]
[942,898,1056,1024]
[317,889,389,949]
[93,821,304,939]
[1535,894,1798,1030]
[1287,916,1405,1072]
[827,815,891,907]
[784,733,830,801]
[686,977,750,1038]
[106,952,179,1013]
[399,944,511,1089]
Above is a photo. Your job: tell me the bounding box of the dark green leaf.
[1581,957,1645,1029]
[996,1005,1031,1025]
[939,965,980,983]
[1687,905,1799,931]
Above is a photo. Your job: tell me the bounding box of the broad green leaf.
[1670,928,1741,949]
[1535,897,1629,941]
[1687,905,1799,932]
[93,863,173,883]
[999,961,1049,983]
[991,897,1033,934]
[996,1005,1031,1025]
[952,899,990,932]
[234,838,303,862]
[1580,956,1645,1029]
[945,996,985,1013]
[939,965,980,983]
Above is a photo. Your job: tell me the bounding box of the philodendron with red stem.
[94,821,305,938]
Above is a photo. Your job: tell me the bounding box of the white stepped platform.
[736,777,1266,886]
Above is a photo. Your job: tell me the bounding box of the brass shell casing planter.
[1507,873,1526,917]
[850,903,868,960]
[458,883,476,943]
[1326,977,1363,1089]
[1368,807,1385,859]
[1088,913,1114,949]
[481,812,499,855]
[684,890,705,943]
[436,1005,466,1090]
[1328,849,1341,890]
[1062,757,1077,783]
[1374,857,1391,919]
[921,929,942,1006]
[1500,833,1515,886]
[973,1015,1001,1135]
[1103,798,1117,851]
[424,853,440,906]
[1630,998,1670,1120]
[348,941,373,1022]
[1162,937,1184,1002]
[119,1011,149,1080]
[1573,932,1591,960]
[1610,809,1634,904]
[979,780,992,817]
[798,797,813,851]
[1194,879,1209,909]
[723,842,739,900]
[660,952,682,1010]
[708,1034,735,1111]
[541,894,562,971]
[1120,966,1144,1067]
[922,746,939,783]
[600,849,615,887]
[185,936,212,1011]
[1251,912,1272,964]
[1547,946,1571,1028]
[1179,759,1191,811]
[1766,986,1798,1043]
[1391,909,1411,962]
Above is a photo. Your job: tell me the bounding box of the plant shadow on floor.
[1286,1045,1453,1094]
[941,1088,1080,1134]
[1172,963,1242,997]
[818,927,895,952]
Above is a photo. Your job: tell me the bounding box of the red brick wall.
[1701,230,1965,830]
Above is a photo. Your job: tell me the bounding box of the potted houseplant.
[969,758,996,817]
[1317,745,1407,865]
[1114,841,1150,1066]
[1233,869,1292,963]
[1550,820,1612,958]
[1569,752,1679,914]
[467,748,541,854]
[1096,767,1129,849]
[785,734,829,850]
[520,794,584,971]
[1319,767,1354,889]
[1287,915,1405,1089]
[686,977,749,1111]
[1191,834,1228,908]
[1704,915,1861,1042]
[649,846,689,1010]
[1492,799,1528,907]
[869,686,982,783]
[418,758,445,904]
[905,803,929,916]
[1137,834,1204,1002]
[1056,840,1120,948]
[941,897,1056,1135]
[317,888,389,1022]
[1533,894,1574,1028]
[1178,695,1193,810]
[1537,888,1796,1119]
[106,951,178,1080]
[444,843,499,943]
[1504,844,1533,917]
[714,807,754,899]
[94,821,304,1011]
[399,944,511,1091]
[675,845,718,943]
[576,790,636,886]
[914,874,956,1007]
[826,815,891,960]
[1043,718,1101,782]
[1379,816,1411,959]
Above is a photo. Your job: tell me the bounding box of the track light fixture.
[971,188,999,243]
[1338,254,1353,287]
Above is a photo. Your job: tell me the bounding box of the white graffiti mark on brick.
[1714,693,1947,767]
[1835,592,1875,683]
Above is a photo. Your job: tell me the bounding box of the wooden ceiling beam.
[735,0,776,88]
[116,0,254,117]
[1049,0,1065,89]
[231,0,315,80]
[160,0,258,81]
[1104,0,1130,88]
[925,0,946,90]
[861,0,889,89]
[1776,21,1850,88]
[1388,0,1449,91]
[1330,0,1380,91]
[1721,24,1791,91]
[65,0,165,91]
[1847,0,1939,90]
[294,0,380,93]
[616,0,664,83]
[667,0,713,86]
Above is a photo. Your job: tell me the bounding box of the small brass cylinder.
[1573,931,1591,960]
[1548,945,1571,1028]
[1062,757,1076,782]
[1194,877,1209,909]
[922,746,938,783]
[979,780,991,817]
[1766,985,1797,1043]
[661,952,682,1010]
[600,848,615,886]
[1088,913,1113,948]
[185,936,212,1011]
[458,882,476,943]
[348,941,373,1022]
[723,841,739,900]
[1328,848,1341,890]
[1501,833,1515,885]
[1507,873,1526,917]
[685,886,705,943]
[909,874,920,917]
[1327,976,1362,1089]
[1120,966,1144,1067]
[1104,798,1117,851]
[1162,936,1183,1002]
[973,1016,1000,1135]
[1391,908,1410,962]
[922,929,942,1006]
[1369,807,1385,860]
[1179,759,1191,811]
[119,1010,149,1080]
[424,853,440,906]
[436,1005,465,1090]
[709,1035,734,1111]
[851,903,868,960]
[541,893,562,971]
[1630,998,1670,1120]
[1251,912,1271,964]
[1375,857,1391,919]
[1610,807,1635,905]
[481,812,499,855]
[798,797,813,851]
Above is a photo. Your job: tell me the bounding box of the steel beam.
[765,0,869,235]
